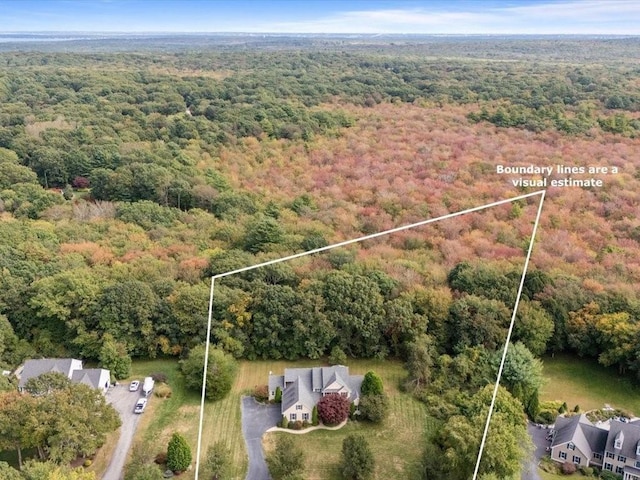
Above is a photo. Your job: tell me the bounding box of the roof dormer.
[636,441,640,456]
[615,431,624,450]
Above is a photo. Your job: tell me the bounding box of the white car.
[134,398,147,414]
[129,380,140,392]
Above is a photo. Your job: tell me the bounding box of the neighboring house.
[551,414,640,480]
[268,366,363,422]
[17,358,111,394]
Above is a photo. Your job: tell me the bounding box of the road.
[241,396,281,480]
[102,384,145,480]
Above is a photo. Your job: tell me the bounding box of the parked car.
[134,398,147,414]
[129,380,140,392]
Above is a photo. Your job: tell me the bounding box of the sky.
[1,0,639,35]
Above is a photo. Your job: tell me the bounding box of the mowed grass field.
[130,357,432,480]
[540,353,640,415]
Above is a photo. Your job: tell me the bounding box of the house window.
[302,413,309,421]
[635,460,640,469]
[567,442,575,450]
[559,452,567,460]
[289,413,297,421]
[341,392,348,397]
[296,405,303,410]
[606,452,615,459]
[618,455,626,462]
[572,456,581,465]
[637,443,640,456]
[615,466,624,474]
[615,438,623,449]
[593,453,603,460]
[604,463,613,471]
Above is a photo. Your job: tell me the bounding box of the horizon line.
[2,31,639,37]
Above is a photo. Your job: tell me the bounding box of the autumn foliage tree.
[317,393,350,426]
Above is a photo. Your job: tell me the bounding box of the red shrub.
[316,394,350,426]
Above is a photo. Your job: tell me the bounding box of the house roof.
[282,376,316,413]
[273,366,364,413]
[605,420,640,458]
[70,369,110,390]
[18,358,82,389]
[551,414,607,459]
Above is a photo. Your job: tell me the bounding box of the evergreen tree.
[166,432,192,472]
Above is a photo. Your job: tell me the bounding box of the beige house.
[268,366,363,422]
[551,414,640,479]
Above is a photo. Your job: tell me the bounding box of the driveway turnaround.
[241,396,282,480]
[102,385,145,480]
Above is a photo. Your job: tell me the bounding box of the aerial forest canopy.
[0,38,639,464]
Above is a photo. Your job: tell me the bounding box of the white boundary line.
[194,189,546,480]
[472,189,546,480]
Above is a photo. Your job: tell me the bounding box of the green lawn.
[540,353,640,415]
[131,357,432,480]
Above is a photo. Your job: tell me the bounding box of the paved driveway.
[102,384,146,480]
[241,397,282,480]
[522,421,552,480]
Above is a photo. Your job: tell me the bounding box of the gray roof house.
[18,358,110,394]
[268,366,363,423]
[551,414,640,480]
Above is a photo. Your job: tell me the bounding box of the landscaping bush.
[361,371,384,396]
[292,420,303,430]
[155,452,168,465]
[287,420,296,429]
[274,386,282,403]
[83,459,93,468]
[573,404,580,413]
[154,384,172,398]
[579,466,593,476]
[561,461,576,475]
[280,415,288,428]
[253,384,269,402]
[600,471,621,480]
[559,402,568,413]
[312,406,319,426]
[317,393,350,426]
[151,372,168,384]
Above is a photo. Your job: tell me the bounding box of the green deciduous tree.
[99,333,132,380]
[513,301,554,356]
[266,435,305,480]
[180,344,238,401]
[358,394,389,423]
[167,432,192,473]
[446,295,511,353]
[320,271,386,358]
[204,441,232,480]
[341,434,374,480]
[243,215,284,253]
